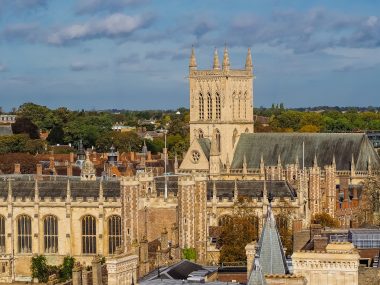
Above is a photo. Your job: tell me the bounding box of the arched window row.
[198,92,222,121]
[1,214,122,255]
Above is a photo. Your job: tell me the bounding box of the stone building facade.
[0,176,121,282]
[181,49,380,228]
[292,242,360,285]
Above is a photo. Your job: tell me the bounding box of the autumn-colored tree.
[219,197,259,263]
[359,171,380,226]
[312,213,340,228]
[299,124,320,133]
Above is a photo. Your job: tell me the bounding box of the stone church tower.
[188,47,254,164]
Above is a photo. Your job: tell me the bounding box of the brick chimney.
[14,163,21,174]
[69,152,75,163]
[310,224,322,239]
[36,164,42,176]
[313,235,328,251]
[67,165,73,177]
[147,151,152,161]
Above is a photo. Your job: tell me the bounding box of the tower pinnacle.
[245,48,253,71]
[189,46,197,70]
[213,48,220,70]
[222,46,230,70]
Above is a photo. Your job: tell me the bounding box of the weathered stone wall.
[358,266,380,285]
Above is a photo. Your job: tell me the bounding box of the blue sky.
[1,0,380,111]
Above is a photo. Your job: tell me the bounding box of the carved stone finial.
[213,48,220,70]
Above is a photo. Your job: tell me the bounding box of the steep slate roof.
[206,180,296,201]
[198,138,211,159]
[248,206,288,285]
[0,125,12,136]
[0,179,120,199]
[232,133,380,171]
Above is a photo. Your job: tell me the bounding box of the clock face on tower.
[191,150,201,164]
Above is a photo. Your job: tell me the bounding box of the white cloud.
[48,13,152,45]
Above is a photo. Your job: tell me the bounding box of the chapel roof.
[231,133,380,171]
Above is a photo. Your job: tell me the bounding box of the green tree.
[59,256,75,281]
[47,125,65,145]
[11,117,40,139]
[96,131,143,153]
[31,255,49,282]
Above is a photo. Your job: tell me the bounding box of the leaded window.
[18,215,32,253]
[215,93,221,119]
[82,215,96,254]
[207,93,212,120]
[44,215,58,253]
[198,93,204,120]
[108,215,122,254]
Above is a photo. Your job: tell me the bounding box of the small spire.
[222,46,230,70]
[210,129,219,155]
[313,153,318,168]
[332,154,336,167]
[245,48,253,70]
[295,154,299,167]
[277,154,281,166]
[260,153,264,165]
[351,153,356,171]
[189,46,197,70]
[213,48,220,70]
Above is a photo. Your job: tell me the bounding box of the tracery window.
[215,93,221,119]
[238,93,242,119]
[198,129,204,139]
[82,215,96,254]
[108,215,122,254]
[207,93,212,120]
[198,93,204,120]
[44,215,58,253]
[0,216,5,253]
[18,215,32,253]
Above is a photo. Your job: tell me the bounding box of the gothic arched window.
[0,216,5,253]
[198,129,204,139]
[108,215,122,254]
[18,215,32,253]
[216,129,221,152]
[232,129,238,147]
[215,93,221,119]
[198,93,204,120]
[238,92,242,119]
[207,93,212,120]
[44,215,58,253]
[82,215,96,254]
